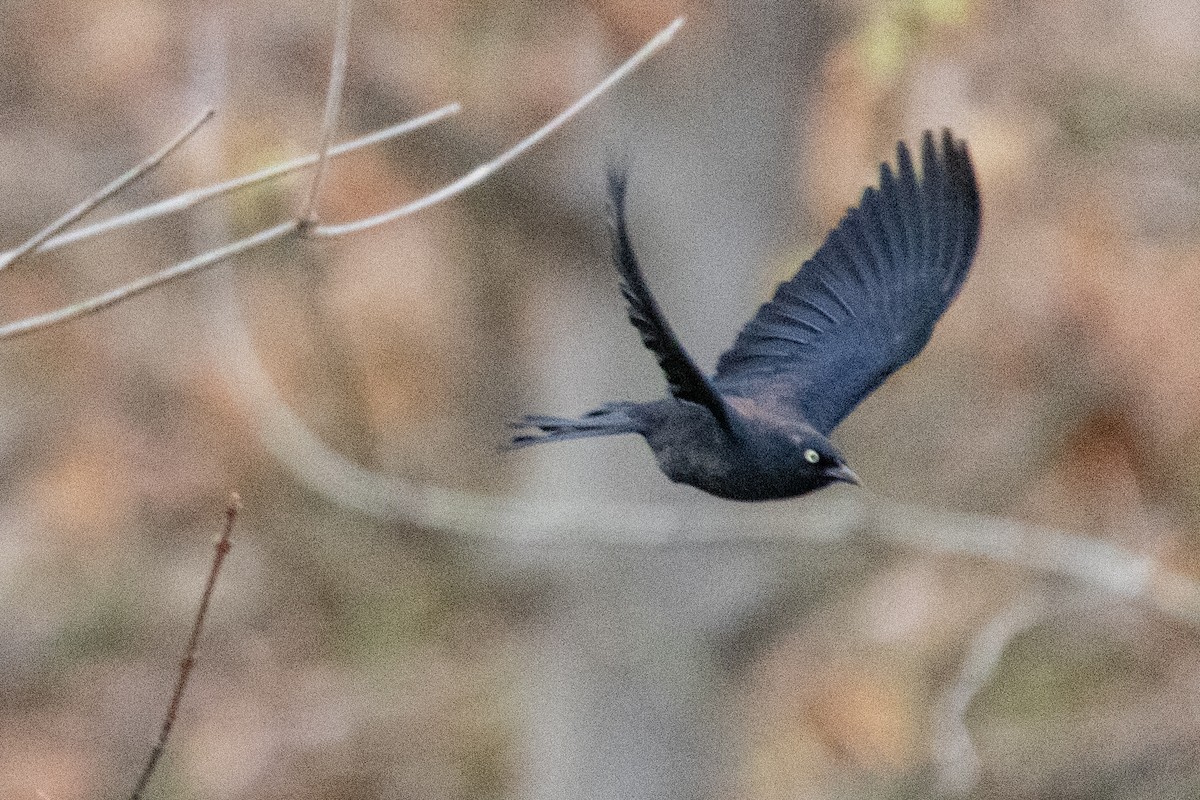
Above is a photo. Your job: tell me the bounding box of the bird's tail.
[508,401,640,448]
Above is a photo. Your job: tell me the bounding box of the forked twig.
[0,107,215,272]
[299,0,352,225]
[127,493,242,800]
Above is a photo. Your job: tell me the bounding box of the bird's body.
[511,130,981,501]
[639,396,846,501]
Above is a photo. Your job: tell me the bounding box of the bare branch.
[312,16,687,238]
[0,221,298,341]
[931,596,1047,795]
[0,18,681,339]
[4,105,459,260]
[210,330,1200,633]
[127,493,241,800]
[0,107,215,272]
[299,0,353,225]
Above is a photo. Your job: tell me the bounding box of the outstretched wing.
[713,130,981,434]
[607,170,732,428]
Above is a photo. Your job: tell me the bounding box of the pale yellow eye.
[803,448,821,464]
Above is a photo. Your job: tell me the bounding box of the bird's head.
[720,396,862,496]
[787,433,861,489]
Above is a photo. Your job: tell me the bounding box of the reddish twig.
[127,493,242,800]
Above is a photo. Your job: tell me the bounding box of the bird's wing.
[607,170,732,428]
[713,130,981,435]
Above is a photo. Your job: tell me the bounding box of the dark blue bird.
[511,130,981,501]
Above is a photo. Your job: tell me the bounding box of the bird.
[510,129,981,501]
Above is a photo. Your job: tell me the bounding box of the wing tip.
[930,129,978,199]
[895,128,980,230]
[934,127,982,234]
[606,165,629,212]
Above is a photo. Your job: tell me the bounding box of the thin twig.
[0,108,215,272]
[299,0,353,226]
[2,105,459,260]
[128,493,242,800]
[0,221,298,340]
[312,16,686,238]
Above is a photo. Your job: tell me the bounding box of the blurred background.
[3,0,1200,798]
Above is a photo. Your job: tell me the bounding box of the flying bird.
[511,130,981,501]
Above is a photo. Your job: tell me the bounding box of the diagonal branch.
[0,107,215,272]
[206,331,1200,632]
[0,222,298,340]
[1,105,459,261]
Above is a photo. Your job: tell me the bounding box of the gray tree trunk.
[510,4,848,799]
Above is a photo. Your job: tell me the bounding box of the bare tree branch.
[299,0,353,225]
[127,493,241,800]
[206,334,1200,633]
[0,18,683,338]
[204,318,1200,629]
[0,107,215,272]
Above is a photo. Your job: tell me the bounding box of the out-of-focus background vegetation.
[4,1,1200,798]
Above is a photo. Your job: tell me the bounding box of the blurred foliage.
[856,0,974,81]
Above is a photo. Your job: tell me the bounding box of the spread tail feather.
[508,402,639,448]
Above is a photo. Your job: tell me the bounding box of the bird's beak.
[823,463,862,486]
